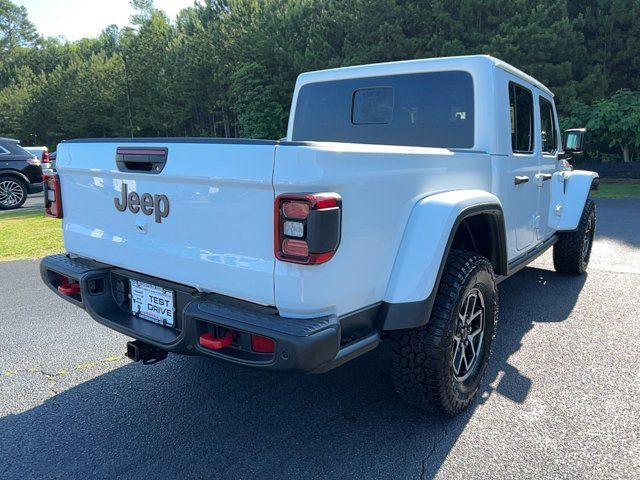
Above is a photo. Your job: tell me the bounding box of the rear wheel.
[389,250,498,415]
[0,177,28,210]
[553,198,596,275]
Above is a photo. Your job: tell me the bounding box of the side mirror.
[563,128,585,154]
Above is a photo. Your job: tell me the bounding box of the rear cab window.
[508,82,534,154]
[292,71,474,148]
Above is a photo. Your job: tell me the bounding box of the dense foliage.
[0,0,638,160]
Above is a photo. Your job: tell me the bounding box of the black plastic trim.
[339,303,381,342]
[116,147,168,174]
[500,234,558,282]
[311,332,380,374]
[306,207,341,253]
[39,254,383,373]
[378,297,433,331]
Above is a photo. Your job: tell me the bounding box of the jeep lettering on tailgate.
[114,182,169,223]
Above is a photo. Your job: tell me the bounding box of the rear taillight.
[275,193,341,265]
[42,151,50,164]
[43,173,62,218]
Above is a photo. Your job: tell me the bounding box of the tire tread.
[553,198,596,275]
[389,250,497,415]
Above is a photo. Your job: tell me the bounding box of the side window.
[539,97,558,154]
[508,82,534,154]
[0,145,9,155]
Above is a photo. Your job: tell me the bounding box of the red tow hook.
[199,331,234,350]
[57,276,81,296]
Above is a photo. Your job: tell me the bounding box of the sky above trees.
[13,0,194,40]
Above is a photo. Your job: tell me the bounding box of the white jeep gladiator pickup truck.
[40,55,597,415]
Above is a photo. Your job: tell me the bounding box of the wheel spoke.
[467,295,477,325]
[461,296,471,321]
[461,347,469,370]
[469,308,483,323]
[452,287,486,382]
[467,328,481,341]
[582,217,593,259]
[452,337,462,374]
[467,340,476,365]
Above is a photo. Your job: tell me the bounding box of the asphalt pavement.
[23,193,44,210]
[0,199,638,479]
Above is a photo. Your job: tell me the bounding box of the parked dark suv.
[0,137,44,210]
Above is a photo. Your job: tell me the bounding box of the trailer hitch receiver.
[126,340,168,365]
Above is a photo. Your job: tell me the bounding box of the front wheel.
[553,198,596,275]
[0,177,28,210]
[389,250,498,415]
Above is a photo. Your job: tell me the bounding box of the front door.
[536,94,560,241]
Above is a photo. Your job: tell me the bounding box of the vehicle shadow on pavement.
[0,267,585,480]
[479,267,586,406]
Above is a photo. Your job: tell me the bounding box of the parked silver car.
[23,146,53,172]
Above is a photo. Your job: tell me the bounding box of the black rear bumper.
[40,254,379,372]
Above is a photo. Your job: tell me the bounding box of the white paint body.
[56,55,596,320]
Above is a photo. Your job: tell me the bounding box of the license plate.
[130,279,175,327]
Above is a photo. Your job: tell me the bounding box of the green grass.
[590,180,640,199]
[0,209,64,261]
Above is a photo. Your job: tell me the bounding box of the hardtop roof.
[296,54,553,97]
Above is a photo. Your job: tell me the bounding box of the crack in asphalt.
[418,420,450,479]
[1,356,128,422]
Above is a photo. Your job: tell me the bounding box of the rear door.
[500,81,539,253]
[58,140,277,306]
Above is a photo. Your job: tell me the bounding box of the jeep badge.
[114,183,169,223]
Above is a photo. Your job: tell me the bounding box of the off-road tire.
[553,198,596,275]
[389,250,498,415]
[0,176,28,210]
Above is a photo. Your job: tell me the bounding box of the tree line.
[0,0,639,160]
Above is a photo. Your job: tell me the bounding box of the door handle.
[514,176,529,185]
[540,173,552,181]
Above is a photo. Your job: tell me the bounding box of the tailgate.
[57,139,276,306]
